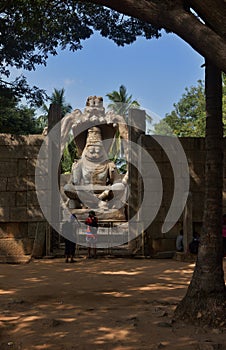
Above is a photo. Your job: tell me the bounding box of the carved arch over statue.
[61,96,128,158]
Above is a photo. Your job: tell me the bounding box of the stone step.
[152,251,175,259]
[173,251,197,262]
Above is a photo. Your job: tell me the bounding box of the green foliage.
[61,136,77,174]
[0,1,161,104]
[37,87,75,174]
[36,88,73,130]
[154,75,226,137]
[114,158,127,174]
[0,87,42,134]
[106,85,140,165]
[106,85,140,117]
[154,119,174,136]
[106,85,142,173]
[154,80,206,137]
[42,88,73,117]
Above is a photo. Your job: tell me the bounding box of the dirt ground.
[0,257,226,350]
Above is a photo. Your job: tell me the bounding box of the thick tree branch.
[80,0,226,72]
[187,0,226,37]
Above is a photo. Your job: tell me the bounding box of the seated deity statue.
[64,126,128,210]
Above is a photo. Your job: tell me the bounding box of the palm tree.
[37,88,75,173]
[106,85,140,117]
[106,85,136,167]
[38,88,72,126]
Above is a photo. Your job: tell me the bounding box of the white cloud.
[64,78,75,87]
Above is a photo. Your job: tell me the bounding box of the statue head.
[83,126,107,163]
[86,126,102,146]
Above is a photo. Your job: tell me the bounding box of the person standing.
[176,229,184,252]
[62,214,78,263]
[189,231,200,255]
[85,210,98,258]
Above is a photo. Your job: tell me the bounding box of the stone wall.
[0,132,225,261]
[0,134,47,262]
[136,135,226,256]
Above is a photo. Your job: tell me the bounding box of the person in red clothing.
[222,214,226,257]
[85,210,98,258]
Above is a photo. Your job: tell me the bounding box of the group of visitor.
[176,229,200,255]
[176,214,226,257]
[62,211,99,263]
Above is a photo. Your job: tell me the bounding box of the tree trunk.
[174,60,226,326]
[83,0,226,72]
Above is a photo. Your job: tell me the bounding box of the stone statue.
[64,125,128,211]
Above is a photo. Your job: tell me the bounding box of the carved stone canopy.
[62,95,128,157]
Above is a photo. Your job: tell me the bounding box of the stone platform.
[71,208,127,222]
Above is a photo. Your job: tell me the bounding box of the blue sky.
[23,31,204,122]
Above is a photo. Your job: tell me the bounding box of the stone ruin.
[1,96,226,262]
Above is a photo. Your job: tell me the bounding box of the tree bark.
[81,0,226,72]
[188,0,226,37]
[174,60,226,326]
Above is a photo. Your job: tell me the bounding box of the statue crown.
[86,126,102,146]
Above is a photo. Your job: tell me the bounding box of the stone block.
[26,146,44,158]
[22,237,34,254]
[18,159,27,176]
[27,158,37,175]
[9,207,28,221]
[152,237,176,252]
[33,191,49,210]
[7,177,28,191]
[0,192,16,207]
[0,160,17,176]
[27,206,45,221]
[33,175,49,190]
[16,192,27,206]
[0,145,28,159]
[27,191,38,206]
[29,191,50,208]
[0,222,28,239]
[0,207,9,221]
[173,251,196,262]
[28,221,47,239]
[0,177,7,191]
[180,137,205,151]
[188,150,206,164]
[141,135,169,151]
[0,134,26,146]
[0,234,32,261]
[28,134,44,147]
[27,176,36,191]
[0,238,26,256]
[140,162,162,178]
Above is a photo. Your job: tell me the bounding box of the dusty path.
[0,258,226,350]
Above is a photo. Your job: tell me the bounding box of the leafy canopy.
[0,0,161,105]
[154,74,226,137]
[0,86,42,134]
[36,88,73,129]
[36,87,76,173]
